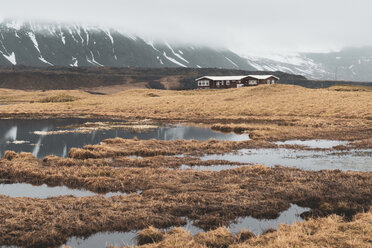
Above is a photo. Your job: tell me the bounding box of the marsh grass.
[116,210,372,248]
[0,150,370,248]
[0,84,371,247]
[0,84,371,141]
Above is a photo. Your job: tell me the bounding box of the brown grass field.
[0,84,371,247]
[0,84,371,142]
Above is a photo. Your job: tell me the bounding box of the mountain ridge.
[0,19,256,70]
[0,19,371,81]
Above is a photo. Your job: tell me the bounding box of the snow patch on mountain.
[103,28,114,44]
[1,51,17,65]
[28,32,41,53]
[28,32,53,65]
[165,42,189,64]
[225,56,239,68]
[163,51,187,67]
[87,51,103,66]
[145,40,160,52]
[245,53,333,80]
[70,57,78,67]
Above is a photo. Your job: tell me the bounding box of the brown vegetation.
[0,147,371,247]
[67,138,276,159]
[115,210,372,248]
[43,154,249,169]
[0,83,371,247]
[0,84,371,143]
[39,93,79,103]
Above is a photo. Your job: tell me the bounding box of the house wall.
[197,78,240,89]
[209,80,239,89]
[196,76,278,89]
[196,78,212,88]
[241,76,278,86]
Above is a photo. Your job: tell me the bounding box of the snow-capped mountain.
[0,19,255,70]
[0,19,371,81]
[245,48,372,82]
[244,54,334,80]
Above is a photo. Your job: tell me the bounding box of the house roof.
[195,75,279,81]
[195,75,247,81]
[248,75,280,80]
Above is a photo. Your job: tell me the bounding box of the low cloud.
[1,0,371,55]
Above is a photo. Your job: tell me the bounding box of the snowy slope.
[0,19,371,81]
[245,49,372,82]
[0,19,255,70]
[245,54,333,80]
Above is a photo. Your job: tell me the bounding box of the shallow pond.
[275,139,349,149]
[64,231,138,248]
[179,164,248,171]
[0,183,129,198]
[63,204,308,247]
[229,204,309,235]
[0,119,249,159]
[201,149,372,171]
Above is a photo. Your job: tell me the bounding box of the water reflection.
[0,183,126,198]
[0,119,249,159]
[229,204,309,235]
[2,126,17,142]
[63,204,308,248]
[275,139,349,149]
[201,149,372,171]
[64,231,138,248]
[179,164,248,171]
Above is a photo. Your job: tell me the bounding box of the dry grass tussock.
[39,93,79,103]
[0,84,371,141]
[64,138,353,163]
[43,154,249,169]
[115,210,372,248]
[68,138,276,159]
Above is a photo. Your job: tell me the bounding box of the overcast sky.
[1,0,371,56]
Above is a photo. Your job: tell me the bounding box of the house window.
[226,81,230,85]
[198,80,209,86]
[249,80,257,85]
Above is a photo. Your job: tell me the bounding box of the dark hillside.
[0,66,370,92]
[0,67,305,91]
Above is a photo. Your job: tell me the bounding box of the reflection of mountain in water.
[0,119,249,159]
[158,126,249,141]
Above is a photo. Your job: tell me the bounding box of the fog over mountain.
[0,0,371,81]
[1,20,371,81]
